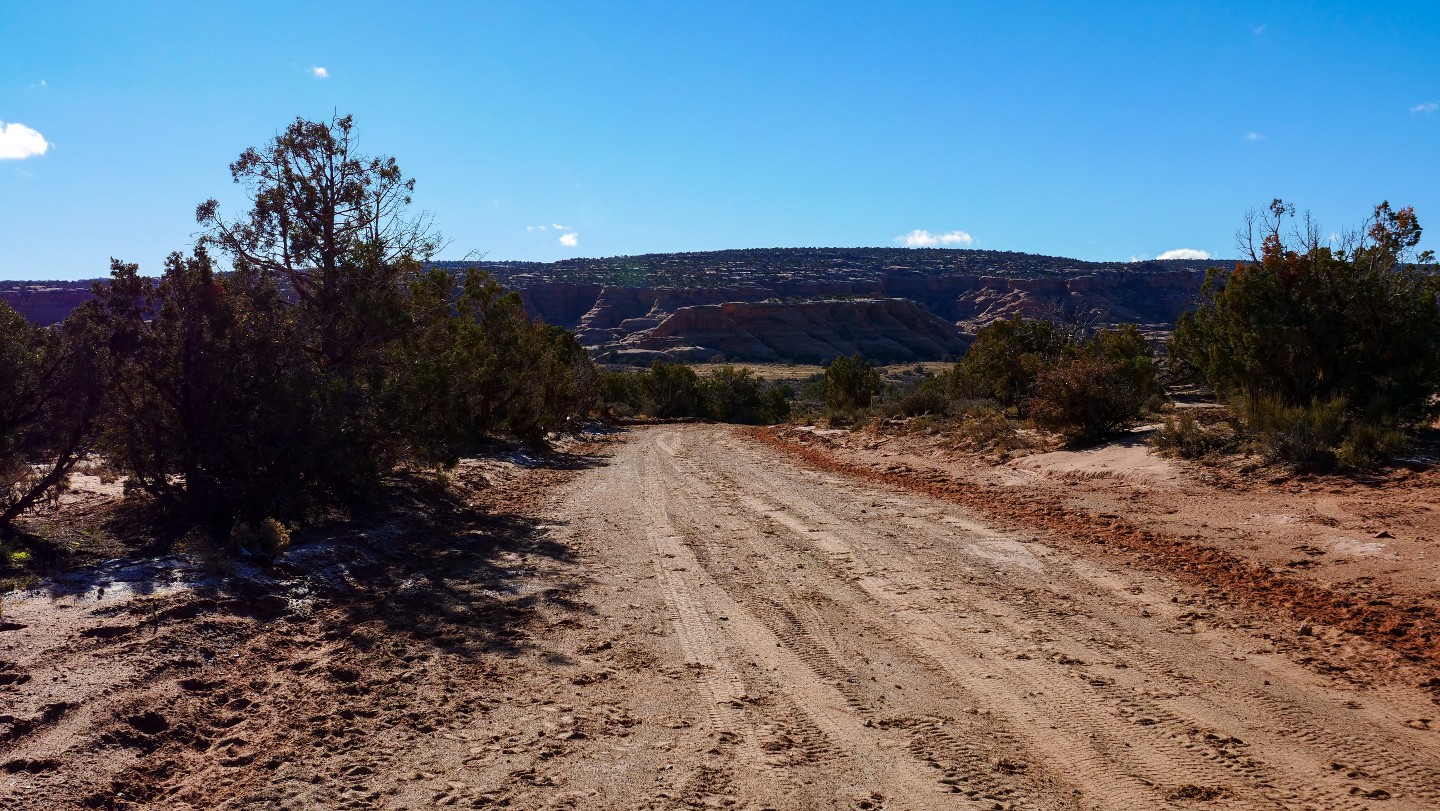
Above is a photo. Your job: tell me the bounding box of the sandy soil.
[3,425,1439,809]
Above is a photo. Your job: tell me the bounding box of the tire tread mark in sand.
[711,437,1312,810]
[653,439,1063,807]
[730,430,1440,810]
[887,506,1439,808]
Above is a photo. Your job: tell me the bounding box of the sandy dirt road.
[3,424,1439,809]
[536,425,1440,810]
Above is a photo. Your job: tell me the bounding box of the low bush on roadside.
[953,407,1027,454]
[824,355,882,417]
[1028,339,1162,444]
[1170,199,1440,470]
[1150,411,1238,460]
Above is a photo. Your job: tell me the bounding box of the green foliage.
[894,376,951,417]
[950,316,1068,413]
[0,299,102,532]
[596,363,791,424]
[824,355,882,414]
[1171,199,1440,467]
[1026,325,1164,442]
[644,361,703,418]
[392,269,598,462]
[953,407,1025,454]
[55,114,600,535]
[84,250,323,522]
[1240,395,1349,468]
[1150,411,1237,460]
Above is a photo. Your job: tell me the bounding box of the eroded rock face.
[619,298,971,364]
[8,249,1222,363]
[1,287,94,326]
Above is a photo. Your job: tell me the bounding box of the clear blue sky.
[2,1,1438,280]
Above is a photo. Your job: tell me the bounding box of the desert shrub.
[895,378,950,417]
[699,366,791,425]
[0,301,102,533]
[825,355,882,415]
[643,361,703,418]
[231,518,291,564]
[85,252,324,523]
[1241,395,1348,468]
[1335,421,1409,471]
[1151,411,1237,459]
[1027,353,1140,442]
[950,316,1069,413]
[598,369,647,413]
[1022,323,1163,442]
[953,408,1025,453]
[1171,199,1440,468]
[699,366,765,423]
[759,385,793,424]
[391,268,599,459]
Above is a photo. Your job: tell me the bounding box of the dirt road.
[3,424,1439,809]
[540,425,1440,809]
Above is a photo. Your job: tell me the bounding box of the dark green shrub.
[0,301,101,532]
[1171,200,1440,468]
[644,361,703,418]
[1151,411,1237,460]
[825,355,881,414]
[951,316,1069,413]
[85,251,323,523]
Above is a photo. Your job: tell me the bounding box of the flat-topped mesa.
[9,249,1226,363]
[611,298,971,364]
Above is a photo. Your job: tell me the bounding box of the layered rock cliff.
[8,248,1225,363]
[620,299,971,364]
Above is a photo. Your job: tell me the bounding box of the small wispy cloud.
[25,79,47,92]
[527,225,547,232]
[1156,248,1211,261]
[558,232,579,247]
[551,223,570,231]
[896,229,974,248]
[1245,132,1267,142]
[0,121,51,160]
[1411,101,1438,114]
[311,66,329,79]
[1252,24,1267,36]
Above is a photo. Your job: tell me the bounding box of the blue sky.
[2,1,1438,279]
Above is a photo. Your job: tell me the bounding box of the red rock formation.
[623,299,970,363]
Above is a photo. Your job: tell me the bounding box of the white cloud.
[1245,132,1267,141]
[558,232,579,247]
[1156,248,1211,260]
[1252,24,1267,35]
[1411,101,1438,113]
[551,223,571,231]
[311,66,329,79]
[896,229,974,247]
[0,121,50,160]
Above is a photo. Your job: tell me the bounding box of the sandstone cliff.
[9,249,1225,364]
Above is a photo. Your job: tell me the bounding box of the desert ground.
[2,424,1439,810]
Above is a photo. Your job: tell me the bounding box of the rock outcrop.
[8,248,1226,364]
[616,299,970,363]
